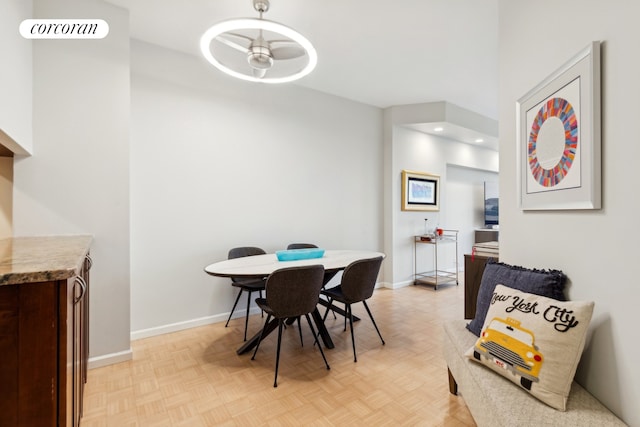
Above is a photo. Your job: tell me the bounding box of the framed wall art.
[517,41,601,210]
[401,170,440,211]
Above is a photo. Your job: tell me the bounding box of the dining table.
[204,249,385,355]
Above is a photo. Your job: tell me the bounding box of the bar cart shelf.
[413,229,459,290]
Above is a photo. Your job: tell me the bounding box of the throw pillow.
[466,260,566,336]
[466,285,594,410]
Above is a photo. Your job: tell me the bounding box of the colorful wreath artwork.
[527,97,578,187]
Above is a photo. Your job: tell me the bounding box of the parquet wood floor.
[83,283,476,426]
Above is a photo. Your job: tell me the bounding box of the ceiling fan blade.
[227,32,254,43]
[216,33,251,53]
[271,44,305,60]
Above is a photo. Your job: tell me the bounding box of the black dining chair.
[286,243,318,250]
[321,256,385,362]
[251,264,330,387]
[287,243,338,319]
[225,246,267,341]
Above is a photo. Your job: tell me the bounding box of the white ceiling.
[105,0,499,149]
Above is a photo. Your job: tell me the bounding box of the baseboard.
[131,282,392,340]
[88,310,256,369]
[88,349,132,369]
[388,269,462,289]
[375,281,395,289]
[387,279,414,289]
[130,308,262,341]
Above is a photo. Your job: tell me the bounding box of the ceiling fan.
[200,0,317,83]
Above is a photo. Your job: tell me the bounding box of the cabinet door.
[0,285,19,426]
[21,282,58,427]
[59,278,73,427]
[464,255,490,319]
[81,255,92,387]
[73,276,87,427]
[58,264,89,427]
[59,276,85,427]
[1,281,60,426]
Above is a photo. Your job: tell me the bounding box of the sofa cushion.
[466,260,566,336]
[466,285,594,410]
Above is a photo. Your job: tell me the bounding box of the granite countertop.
[0,235,93,286]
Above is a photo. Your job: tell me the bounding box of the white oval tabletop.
[204,249,385,278]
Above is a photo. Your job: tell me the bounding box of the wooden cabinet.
[464,254,490,319]
[0,239,91,427]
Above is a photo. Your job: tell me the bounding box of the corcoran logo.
[20,19,109,39]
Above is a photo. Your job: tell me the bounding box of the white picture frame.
[517,41,601,210]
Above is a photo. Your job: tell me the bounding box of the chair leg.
[297,317,304,347]
[274,319,284,387]
[343,303,348,332]
[225,289,243,327]
[251,314,271,361]
[305,314,330,370]
[243,290,253,341]
[259,290,264,317]
[362,300,385,345]
[347,304,357,362]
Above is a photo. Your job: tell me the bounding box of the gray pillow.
[466,259,567,336]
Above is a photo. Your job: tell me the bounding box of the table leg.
[311,307,334,349]
[236,318,278,355]
[237,308,335,354]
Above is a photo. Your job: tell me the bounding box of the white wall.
[383,114,499,288]
[13,0,131,362]
[446,165,498,255]
[129,41,383,335]
[499,1,639,424]
[0,0,33,154]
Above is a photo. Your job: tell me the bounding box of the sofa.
[443,319,626,426]
[443,260,627,426]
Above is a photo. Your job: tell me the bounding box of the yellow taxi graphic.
[473,317,543,390]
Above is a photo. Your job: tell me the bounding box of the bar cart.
[413,229,459,290]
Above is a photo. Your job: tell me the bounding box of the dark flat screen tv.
[484,181,499,226]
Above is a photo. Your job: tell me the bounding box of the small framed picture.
[401,170,440,211]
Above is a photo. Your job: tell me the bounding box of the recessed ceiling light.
[434,127,444,132]
[475,138,484,143]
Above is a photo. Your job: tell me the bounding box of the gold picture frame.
[401,170,440,211]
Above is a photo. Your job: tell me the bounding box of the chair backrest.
[286,243,318,250]
[339,257,384,303]
[265,265,325,319]
[228,246,266,259]
[228,247,266,283]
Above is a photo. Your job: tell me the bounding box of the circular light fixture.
[200,18,317,84]
[434,127,444,132]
